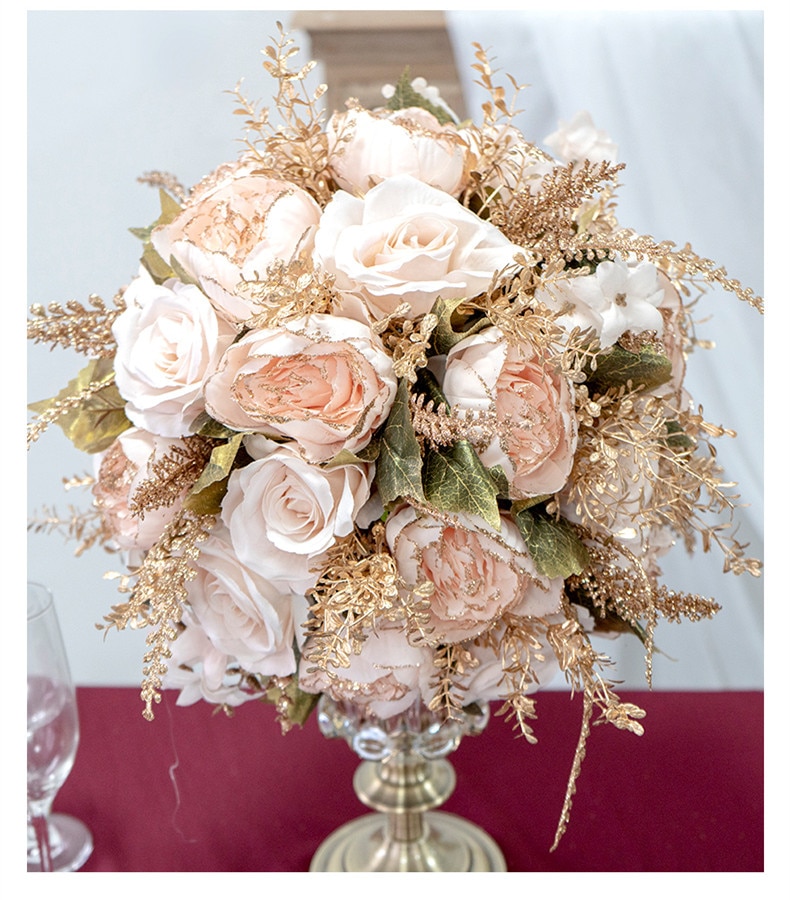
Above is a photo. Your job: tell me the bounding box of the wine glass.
[27,581,93,872]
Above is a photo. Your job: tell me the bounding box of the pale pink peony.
[185,524,307,677]
[299,623,434,719]
[112,269,235,438]
[92,427,188,555]
[220,445,374,594]
[313,174,521,321]
[203,313,396,463]
[442,327,578,499]
[151,170,322,324]
[386,506,563,644]
[326,106,467,195]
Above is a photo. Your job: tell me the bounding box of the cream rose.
[327,106,467,195]
[442,327,578,499]
[544,111,618,165]
[92,427,188,556]
[386,506,563,644]
[186,524,307,677]
[534,257,665,350]
[112,269,235,438]
[220,446,374,594]
[203,314,396,462]
[313,174,522,320]
[151,171,322,324]
[299,623,434,720]
[163,609,259,708]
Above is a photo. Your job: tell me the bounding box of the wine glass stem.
[30,811,54,871]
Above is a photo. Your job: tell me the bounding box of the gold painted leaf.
[424,440,501,531]
[377,378,425,506]
[189,433,244,495]
[512,505,590,579]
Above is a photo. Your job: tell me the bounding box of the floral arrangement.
[28,28,762,847]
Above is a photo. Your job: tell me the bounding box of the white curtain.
[446,9,764,688]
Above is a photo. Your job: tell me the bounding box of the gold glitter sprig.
[129,435,217,517]
[241,257,336,330]
[427,643,478,719]
[27,293,126,358]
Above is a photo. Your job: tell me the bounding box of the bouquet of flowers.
[27,27,762,847]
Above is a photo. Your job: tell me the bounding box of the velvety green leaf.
[325,438,381,467]
[487,464,510,499]
[192,413,240,441]
[264,678,320,728]
[30,358,131,454]
[134,190,184,283]
[586,343,672,394]
[377,379,425,506]
[431,296,490,356]
[140,243,175,284]
[665,420,695,451]
[385,67,456,124]
[424,440,501,531]
[512,505,590,579]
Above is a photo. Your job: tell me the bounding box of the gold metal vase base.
[310,752,506,872]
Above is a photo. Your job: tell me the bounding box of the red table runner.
[56,687,762,872]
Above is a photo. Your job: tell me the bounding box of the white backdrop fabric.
[26,10,764,689]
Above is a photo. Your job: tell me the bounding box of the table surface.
[56,687,763,873]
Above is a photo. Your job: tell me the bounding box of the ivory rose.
[163,609,259,708]
[544,111,618,165]
[185,524,307,677]
[92,427,188,556]
[220,445,374,594]
[386,506,563,644]
[313,174,522,321]
[534,257,665,350]
[299,624,434,719]
[151,170,322,324]
[442,327,578,498]
[326,106,467,195]
[112,269,235,438]
[203,314,396,463]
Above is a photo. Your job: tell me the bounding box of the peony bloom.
[163,609,259,708]
[203,314,396,463]
[533,257,665,350]
[299,623,434,720]
[151,170,322,324]
[313,174,522,321]
[544,111,618,165]
[185,524,307,677]
[442,327,578,498]
[112,269,235,438]
[326,106,467,196]
[386,506,563,644]
[92,427,188,557]
[220,445,374,594]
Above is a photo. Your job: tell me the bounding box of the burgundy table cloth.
[56,687,762,872]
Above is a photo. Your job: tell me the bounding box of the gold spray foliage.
[27,292,126,358]
[98,510,216,721]
[302,526,435,677]
[230,21,332,205]
[240,256,336,330]
[427,643,478,720]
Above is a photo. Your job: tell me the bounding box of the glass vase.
[310,695,506,872]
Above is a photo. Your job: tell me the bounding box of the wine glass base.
[310,810,507,872]
[27,813,93,872]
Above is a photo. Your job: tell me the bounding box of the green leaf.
[325,438,381,467]
[430,296,490,356]
[424,439,501,530]
[376,378,425,506]
[140,243,175,283]
[191,413,240,441]
[133,190,184,284]
[512,505,590,579]
[182,476,229,516]
[189,433,244,495]
[664,420,695,451]
[385,67,456,125]
[29,358,131,454]
[264,678,320,729]
[586,343,672,394]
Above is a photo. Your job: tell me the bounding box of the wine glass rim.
[27,582,54,622]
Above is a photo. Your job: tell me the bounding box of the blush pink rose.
[313,174,521,321]
[327,106,467,195]
[92,427,188,556]
[203,314,396,462]
[185,524,308,677]
[151,171,322,324]
[220,446,374,594]
[386,506,563,644]
[163,609,260,708]
[112,269,235,438]
[442,327,578,499]
[299,623,434,719]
